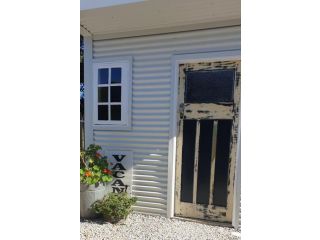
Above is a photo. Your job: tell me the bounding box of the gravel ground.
[80,213,241,240]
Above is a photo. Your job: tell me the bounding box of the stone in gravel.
[80,213,240,240]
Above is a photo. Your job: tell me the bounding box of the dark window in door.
[185,69,235,103]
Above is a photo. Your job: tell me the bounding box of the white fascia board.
[81,0,145,11]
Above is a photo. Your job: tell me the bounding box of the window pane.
[180,120,197,203]
[111,86,121,102]
[111,105,121,120]
[98,105,108,120]
[185,69,235,103]
[111,68,121,83]
[212,120,232,207]
[98,68,109,84]
[98,87,108,103]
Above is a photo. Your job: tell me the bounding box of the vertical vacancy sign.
[106,151,133,195]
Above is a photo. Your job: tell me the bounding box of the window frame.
[92,57,132,130]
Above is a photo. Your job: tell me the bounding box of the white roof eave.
[80,0,240,40]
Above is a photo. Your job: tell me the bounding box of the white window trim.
[92,57,132,131]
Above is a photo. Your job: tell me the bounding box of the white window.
[93,59,132,129]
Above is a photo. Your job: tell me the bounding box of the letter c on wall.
[113,171,125,178]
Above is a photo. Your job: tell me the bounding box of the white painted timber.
[81,0,240,39]
[232,116,241,228]
[84,37,93,148]
[92,26,240,216]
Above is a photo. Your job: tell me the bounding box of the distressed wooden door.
[174,60,240,223]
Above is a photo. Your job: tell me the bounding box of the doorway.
[174,60,240,222]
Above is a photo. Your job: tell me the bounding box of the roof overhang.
[80,0,240,40]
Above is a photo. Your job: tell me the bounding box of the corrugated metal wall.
[239,197,241,229]
[92,26,241,216]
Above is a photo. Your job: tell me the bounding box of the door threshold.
[172,216,233,228]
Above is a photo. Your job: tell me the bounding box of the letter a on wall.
[105,151,133,195]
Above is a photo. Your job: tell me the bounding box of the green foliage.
[80,144,113,185]
[92,193,138,223]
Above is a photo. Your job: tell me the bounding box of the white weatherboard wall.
[92,26,241,216]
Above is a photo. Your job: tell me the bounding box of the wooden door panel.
[184,103,233,120]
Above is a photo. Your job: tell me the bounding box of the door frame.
[167,50,241,226]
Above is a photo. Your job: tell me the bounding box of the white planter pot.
[80,182,106,219]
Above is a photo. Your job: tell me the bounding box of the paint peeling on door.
[184,103,233,120]
[175,60,241,223]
